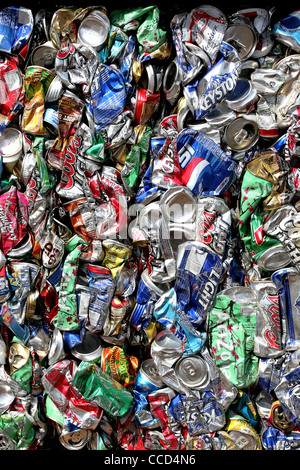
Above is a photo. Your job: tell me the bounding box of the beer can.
[223,116,259,152]
[30,41,57,70]
[251,279,282,358]
[174,355,210,390]
[139,62,163,95]
[137,359,164,390]
[225,77,258,112]
[0,127,23,172]
[272,267,300,351]
[43,106,59,135]
[77,9,110,51]
[223,23,258,60]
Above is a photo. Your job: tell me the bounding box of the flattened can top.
[78,10,110,50]
[30,41,57,69]
[224,116,259,151]
[140,358,164,388]
[223,23,258,60]
[174,355,210,390]
[256,244,290,271]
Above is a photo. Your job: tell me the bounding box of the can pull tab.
[234,128,248,145]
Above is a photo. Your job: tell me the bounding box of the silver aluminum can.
[256,245,290,272]
[251,279,282,358]
[71,331,102,361]
[174,355,210,390]
[163,60,181,105]
[77,9,110,51]
[195,196,231,260]
[30,40,57,70]
[223,115,259,152]
[140,359,164,389]
[272,267,300,351]
[139,62,163,94]
[223,23,257,60]
[57,423,93,450]
[44,75,64,103]
[0,127,23,172]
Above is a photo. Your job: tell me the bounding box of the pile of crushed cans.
[2,2,300,451]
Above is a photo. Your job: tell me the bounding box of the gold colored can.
[102,240,132,278]
[269,400,295,432]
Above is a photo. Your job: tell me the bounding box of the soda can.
[58,422,92,450]
[176,127,236,197]
[251,279,282,357]
[73,360,134,418]
[0,6,33,54]
[0,56,24,135]
[42,359,102,429]
[174,355,210,390]
[223,116,259,152]
[43,106,59,135]
[273,11,300,51]
[132,88,161,125]
[77,9,110,51]
[272,267,300,351]
[223,22,258,60]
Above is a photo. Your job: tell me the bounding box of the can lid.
[174,355,210,390]
[223,23,257,60]
[256,244,290,271]
[0,127,23,157]
[78,11,110,50]
[141,359,164,388]
[59,428,92,450]
[163,60,181,103]
[71,331,102,361]
[0,383,15,413]
[160,186,196,223]
[224,117,259,151]
[30,41,57,69]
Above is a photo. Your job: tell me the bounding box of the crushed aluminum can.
[273,10,300,52]
[57,422,93,450]
[223,21,257,60]
[272,267,300,351]
[30,41,57,70]
[174,355,210,390]
[184,42,242,121]
[77,8,110,51]
[251,279,282,358]
[225,77,258,113]
[225,413,262,450]
[176,127,237,196]
[195,196,231,260]
[163,60,181,105]
[222,115,259,152]
[0,127,23,172]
